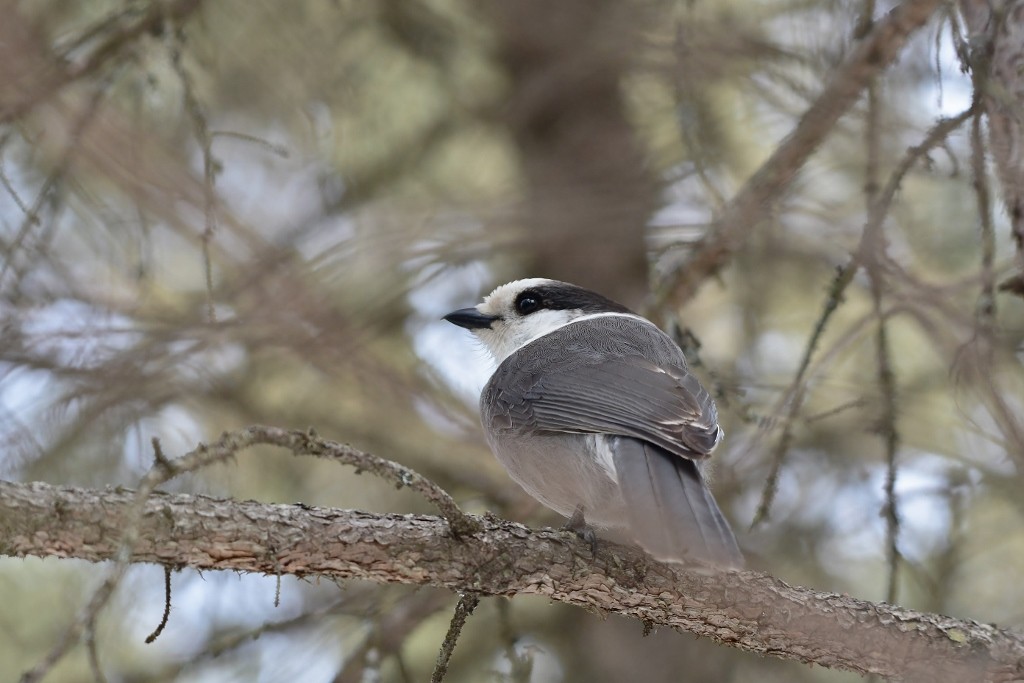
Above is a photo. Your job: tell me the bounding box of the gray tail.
[612,436,743,568]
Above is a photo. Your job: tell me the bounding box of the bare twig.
[146,426,482,537]
[0,75,113,291]
[0,0,203,125]
[657,0,943,306]
[750,263,857,529]
[874,308,901,605]
[151,436,172,469]
[335,590,452,683]
[751,106,974,527]
[0,137,36,221]
[165,596,351,679]
[947,80,1024,463]
[210,130,290,158]
[144,565,173,644]
[166,24,218,323]
[431,593,481,683]
[860,32,902,606]
[971,108,997,343]
[865,240,902,608]
[83,612,107,683]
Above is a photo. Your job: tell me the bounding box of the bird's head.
[443,278,632,363]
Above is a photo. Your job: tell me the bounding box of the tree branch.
[658,0,943,306]
[959,0,1024,297]
[2,481,1022,682]
[0,0,204,125]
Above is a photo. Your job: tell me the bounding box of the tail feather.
[612,436,743,568]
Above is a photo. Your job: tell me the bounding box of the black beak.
[443,307,499,330]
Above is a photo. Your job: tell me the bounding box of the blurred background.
[2,0,1023,681]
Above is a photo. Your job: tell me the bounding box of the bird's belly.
[485,432,626,528]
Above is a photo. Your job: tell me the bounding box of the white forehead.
[478,278,556,315]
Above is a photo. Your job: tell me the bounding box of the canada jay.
[444,278,743,567]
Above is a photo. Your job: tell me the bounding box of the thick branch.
[660,0,943,306]
[2,481,1022,682]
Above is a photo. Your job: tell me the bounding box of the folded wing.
[484,318,721,460]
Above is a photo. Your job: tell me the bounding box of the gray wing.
[482,316,721,460]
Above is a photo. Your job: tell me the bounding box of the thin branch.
[144,565,173,644]
[657,0,943,306]
[156,426,481,537]
[875,297,902,605]
[167,24,218,323]
[0,0,204,125]
[860,34,902,606]
[970,108,997,343]
[83,612,107,683]
[335,590,452,683]
[0,136,36,221]
[751,106,974,527]
[431,593,480,683]
[210,130,290,158]
[0,75,113,291]
[869,106,977,224]
[2,480,1023,682]
[948,103,1024,462]
[163,596,352,680]
[750,263,857,529]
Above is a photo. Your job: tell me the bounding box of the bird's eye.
[515,293,542,315]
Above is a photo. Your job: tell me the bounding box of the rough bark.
[2,480,1023,682]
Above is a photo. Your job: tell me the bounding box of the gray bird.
[444,278,743,568]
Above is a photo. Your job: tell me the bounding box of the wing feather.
[482,316,721,460]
